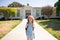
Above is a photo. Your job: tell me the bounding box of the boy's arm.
[25,22,28,28]
[33,26,34,30]
[25,25,27,28]
[33,23,35,30]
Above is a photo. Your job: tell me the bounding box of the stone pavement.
[1,19,57,40]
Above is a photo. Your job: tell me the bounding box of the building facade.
[9,5,42,19]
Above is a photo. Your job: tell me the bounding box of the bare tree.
[42,6,53,19]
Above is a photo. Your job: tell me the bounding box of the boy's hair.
[27,15,35,23]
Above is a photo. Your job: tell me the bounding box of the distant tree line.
[0,1,59,20]
[8,2,24,7]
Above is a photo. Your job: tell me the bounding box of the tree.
[42,6,53,19]
[54,0,60,16]
[8,2,24,7]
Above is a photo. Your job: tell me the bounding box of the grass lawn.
[0,20,21,39]
[36,19,60,40]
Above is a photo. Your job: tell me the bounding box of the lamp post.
[26,0,30,6]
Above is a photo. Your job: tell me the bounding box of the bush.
[0,7,17,19]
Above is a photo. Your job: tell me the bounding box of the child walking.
[25,16,35,40]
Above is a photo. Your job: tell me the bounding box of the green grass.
[0,20,21,39]
[36,19,60,40]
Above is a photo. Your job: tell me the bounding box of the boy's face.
[29,17,33,22]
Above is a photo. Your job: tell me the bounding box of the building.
[0,4,60,20]
[9,4,42,19]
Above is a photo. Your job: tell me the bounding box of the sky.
[0,0,58,7]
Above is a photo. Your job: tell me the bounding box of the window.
[25,10,31,18]
[0,12,3,15]
[36,9,40,17]
[56,11,60,16]
[17,10,20,17]
[12,14,15,17]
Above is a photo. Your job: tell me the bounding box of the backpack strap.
[25,22,28,30]
[25,22,34,30]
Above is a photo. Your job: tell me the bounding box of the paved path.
[1,19,57,40]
